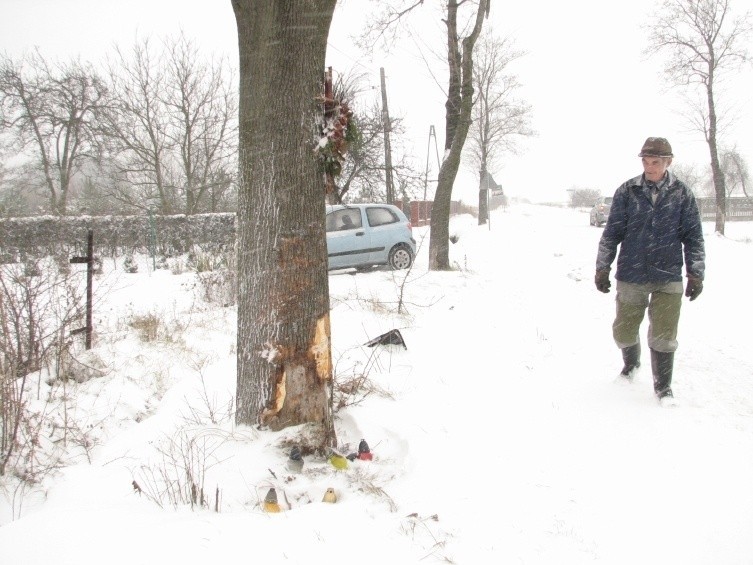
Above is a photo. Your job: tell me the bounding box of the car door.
[325,207,372,269]
[364,206,401,264]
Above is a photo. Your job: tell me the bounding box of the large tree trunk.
[233,0,336,442]
[444,1,462,152]
[478,165,489,226]
[429,0,487,270]
[706,78,727,234]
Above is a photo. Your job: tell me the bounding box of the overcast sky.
[1,0,752,203]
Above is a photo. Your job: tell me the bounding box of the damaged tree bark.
[232,0,336,444]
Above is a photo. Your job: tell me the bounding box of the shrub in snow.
[123,255,138,273]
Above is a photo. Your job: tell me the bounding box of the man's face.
[642,156,672,183]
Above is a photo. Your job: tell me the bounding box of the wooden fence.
[393,200,462,226]
[696,197,753,221]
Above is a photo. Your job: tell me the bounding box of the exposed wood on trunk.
[233,0,336,445]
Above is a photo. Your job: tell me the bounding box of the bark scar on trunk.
[259,341,287,425]
[310,314,332,381]
[261,367,286,424]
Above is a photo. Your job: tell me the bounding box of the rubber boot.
[619,343,641,380]
[650,349,674,399]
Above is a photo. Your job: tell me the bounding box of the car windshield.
[326,208,362,232]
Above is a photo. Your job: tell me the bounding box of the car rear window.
[366,207,398,227]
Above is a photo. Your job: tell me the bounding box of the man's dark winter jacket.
[596,172,705,284]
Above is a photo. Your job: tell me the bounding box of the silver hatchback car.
[590,196,613,226]
[325,203,416,271]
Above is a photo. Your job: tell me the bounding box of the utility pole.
[380,67,395,203]
[423,125,441,201]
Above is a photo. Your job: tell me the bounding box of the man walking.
[595,137,705,406]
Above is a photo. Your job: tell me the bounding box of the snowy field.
[1,202,752,564]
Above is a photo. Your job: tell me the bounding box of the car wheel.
[388,244,413,270]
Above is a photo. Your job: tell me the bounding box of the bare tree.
[0,162,10,216]
[428,0,489,269]
[0,51,108,215]
[467,30,533,225]
[327,73,421,204]
[569,188,601,209]
[332,96,386,203]
[646,0,752,235]
[672,161,710,195]
[720,148,750,197]
[0,166,45,217]
[104,35,237,215]
[232,0,336,443]
[103,39,173,213]
[360,0,488,266]
[162,34,238,215]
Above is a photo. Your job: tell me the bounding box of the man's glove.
[595,269,611,293]
[685,276,703,301]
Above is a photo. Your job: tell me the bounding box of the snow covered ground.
[1,203,752,564]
